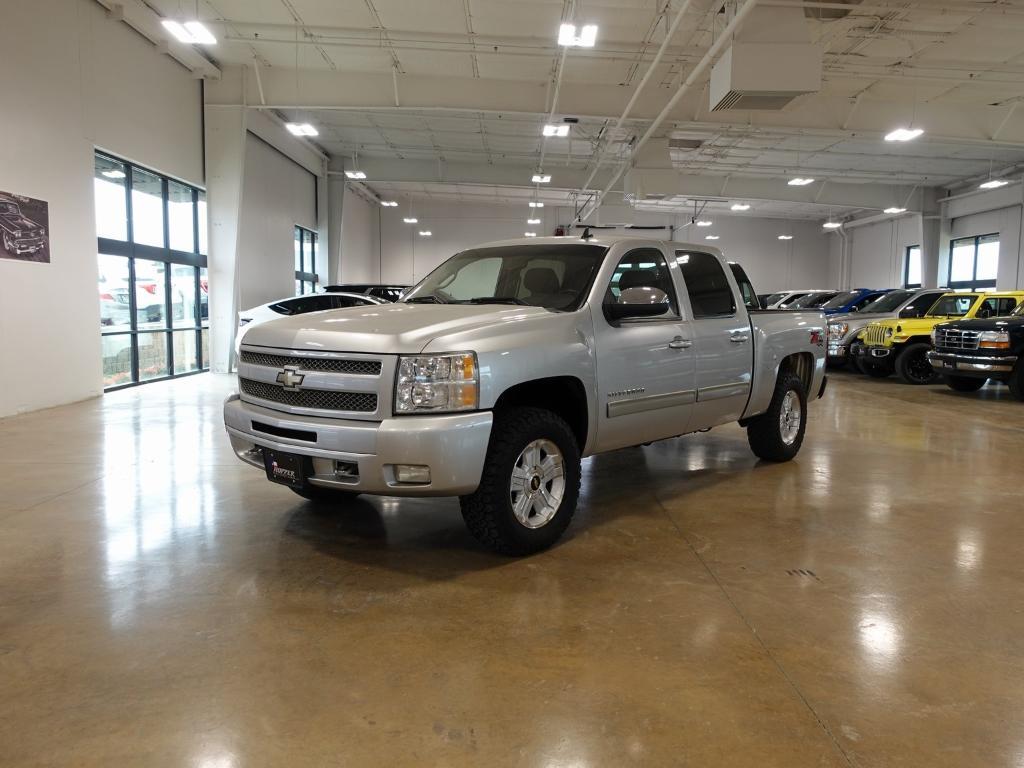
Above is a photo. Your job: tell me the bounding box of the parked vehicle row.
[833,289,1024,399]
[759,287,892,314]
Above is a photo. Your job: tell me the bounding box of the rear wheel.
[460,407,581,556]
[746,372,807,462]
[944,375,986,393]
[895,342,937,385]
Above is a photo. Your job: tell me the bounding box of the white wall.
[839,215,923,289]
[0,0,202,417]
[367,199,831,292]
[338,186,382,283]
[236,134,317,309]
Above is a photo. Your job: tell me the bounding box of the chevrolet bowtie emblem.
[276,366,305,390]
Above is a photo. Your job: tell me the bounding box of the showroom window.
[904,245,922,289]
[294,226,319,295]
[948,234,999,291]
[94,152,208,390]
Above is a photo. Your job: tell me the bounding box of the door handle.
[668,337,692,349]
[730,332,750,343]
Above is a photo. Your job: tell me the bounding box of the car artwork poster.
[0,190,50,263]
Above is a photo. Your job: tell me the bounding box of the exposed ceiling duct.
[803,0,863,21]
[709,5,822,111]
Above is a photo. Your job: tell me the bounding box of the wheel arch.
[493,376,590,453]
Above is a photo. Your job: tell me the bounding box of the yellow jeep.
[853,291,1024,384]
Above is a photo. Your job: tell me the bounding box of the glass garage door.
[94,153,209,390]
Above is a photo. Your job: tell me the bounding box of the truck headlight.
[395,352,479,414]
[979,330,1011,350]
[828,322,848,340]
[885,327,894,339]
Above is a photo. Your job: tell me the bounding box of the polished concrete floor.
[2,371,1024,766]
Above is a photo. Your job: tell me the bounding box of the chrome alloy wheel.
[779,390,803,445]
[509,439,565,529]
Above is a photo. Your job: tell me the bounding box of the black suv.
[929,301,1024,399]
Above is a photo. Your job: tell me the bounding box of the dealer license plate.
[263,449,307,488]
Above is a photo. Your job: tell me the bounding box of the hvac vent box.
[710,42,821,111]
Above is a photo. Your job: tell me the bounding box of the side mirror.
[604,286,671,321]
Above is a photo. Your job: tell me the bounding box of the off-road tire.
[746,372,808,462]
[895,342,937,385]
[290,485,360,502]
[460,407,581,556]
[944,375,986,393]
[1009,362,1024,402]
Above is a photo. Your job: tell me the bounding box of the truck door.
[675,250,754,429]
[592,247,697,453]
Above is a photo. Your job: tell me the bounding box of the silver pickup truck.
[225,236,827,554]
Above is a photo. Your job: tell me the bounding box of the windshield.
[860,289,915,314]
[927,294,978,317]
[0,202,18,215]
[822,290,861,310]
[790,291,838,309]
[1014,303,1024,317]
[402,243,608,311]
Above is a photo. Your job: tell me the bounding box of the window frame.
[294,225,319,295]
[903,245,922,289]
[948,233,999,292]
[95,151,208,391]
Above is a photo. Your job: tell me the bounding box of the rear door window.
[676,251,737,318]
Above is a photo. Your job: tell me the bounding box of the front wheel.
[1009,362,1024,402]
[460,407,581,556]
[944,375,986,393]
[746,372,808,462]
[895,342,937,385]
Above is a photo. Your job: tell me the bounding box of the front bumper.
[10,236,45,254]
[852,342,895,361]
[224,394,493,496]
[927,351,1017,375]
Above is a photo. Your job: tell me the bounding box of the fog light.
[394,464,431,484]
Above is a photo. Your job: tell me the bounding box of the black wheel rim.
[906,351,934,383]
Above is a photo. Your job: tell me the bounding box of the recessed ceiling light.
[344,170,367,180]
[823,221,842,229]
[730,203,750,211]
[705,235,719,240]
[885,127,924,142]
[161,19,217,45]
[527,218,541,225]
[696,220,713,227]
[403,217,418,224]
[380,200,398,207]
[788,177,815,186]
[778,234,793,240]
[524,232,537,237]
[542,124,570,137]
[558,23,598,48]
[101,169,126,179]
[285,123,318,137]
[884,207,907,214]
[418,231,432,237]
[979,179,1009,189]
[532,174,552,184]
[529,201,544,208]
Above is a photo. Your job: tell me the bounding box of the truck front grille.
[864,324,889,346]
[240,378,378,413]
[239,351,382,376]
[934,328,981,351]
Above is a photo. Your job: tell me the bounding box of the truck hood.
[934,316,1024,332]
[0,213,41,231]
[240,302,558,355]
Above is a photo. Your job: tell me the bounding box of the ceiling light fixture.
[418,231,432,237]
[979,179,1009,189]
[730,203,750,211]
[558,23,598,48]
[527,218,541,225]
[705,235,720,240]
[778,234,793,240]
[532,173,552,184]
[529,201,544,208]
[344,170,367,180]
[524,232,537,237]
[884,207,907,214]
[161,20,216,45]
[403,217,418,224]
[788,177,815,186]
[823,221,842,229]
[885,127,924,142]
[696,220,713,227]
[285,123,318,137]
[380,200,398,207]
[101,169,126,179]
[543,124,570,137]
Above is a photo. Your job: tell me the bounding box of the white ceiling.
[148,0,1024,216]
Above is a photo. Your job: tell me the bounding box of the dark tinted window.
[979,297,1020,317]
[728,263,760,309]
[270,295,334,315]
[608,249,679,317]
[677,251,736,318]
[854,291,887,310]
[330,295,371,308]
[899,291,945,318]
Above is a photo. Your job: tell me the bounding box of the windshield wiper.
[462,297,529,305]
[405,294,446,304]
